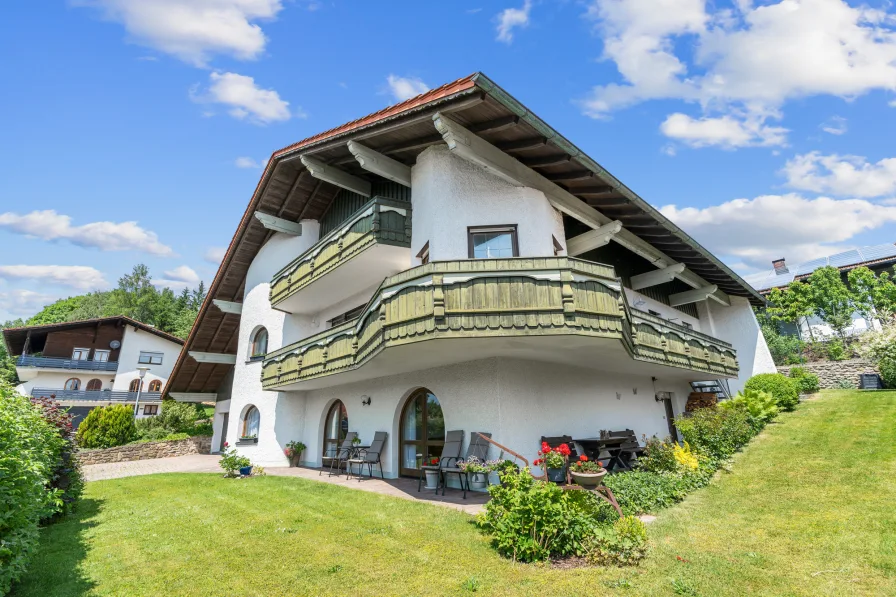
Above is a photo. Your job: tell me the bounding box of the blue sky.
[2,0,896,321]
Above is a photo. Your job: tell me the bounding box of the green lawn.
[14,390,896,596]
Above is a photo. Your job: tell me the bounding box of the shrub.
[636,437,679,474]
[0,383,66,594]
[588,516,649,567]
[744,373,800,411]
[220,447,252,478]
[676,406,755,461]
[826,339,846,361]
[603,465,713,516]
[76,404,138,449]
[879,358,896,389]
[720,389,779,432]
[134,400,210,440]
[789,367,820,394]
[29,396,84,516]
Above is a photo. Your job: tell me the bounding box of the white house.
[3,316,184,426]
[166,73,775,477]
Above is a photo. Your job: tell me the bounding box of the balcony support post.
[630,263,686,290]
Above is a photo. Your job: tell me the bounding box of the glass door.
[323,401,349,458]
[399,389,445,477]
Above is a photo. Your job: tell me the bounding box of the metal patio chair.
[440,432,492,499]
[346,431,388,481]
[320,432,357,477]
[418,430,464,493]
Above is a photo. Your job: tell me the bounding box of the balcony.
[262,257,738,391]
[16,355,119,372]
[270,196,412,314]
[30,388,162,402]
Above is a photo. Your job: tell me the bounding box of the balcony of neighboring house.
[261,257,739,391]
[29,387,163,403]
[269,195,412,314]
[16,355,120,373]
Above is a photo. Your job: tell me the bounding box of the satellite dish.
[109,340,121,349]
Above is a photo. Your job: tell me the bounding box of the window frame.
[148,380,162,392]
[86,378,103,391]
[142,404,159,416]
[241,406,260,441]
[64,377,81,391]
[93,349,110,362]
[129,378,143,393]
[138,351,164,365]
[248,327,269,360]
[467,225,519,259]
[326,304,366,328]
[71,347,90,361]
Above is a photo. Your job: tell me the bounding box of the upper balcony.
[30,387,162,403]
[261,257,738,391]
[269,196,411,314]
[16,355,119,373]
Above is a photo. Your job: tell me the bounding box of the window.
[143,404,159,416]
[241,406,260,439]
[327,305,366,328]
[417,241,430,265]
[86,379,102,391]
[64,378,81,391]
[148,380,162,392]
[468,225,518,259]
[323,401,349,457]
[249,327,268,359]
[129,378,143,393]
[71,348,90,361]
[138,351,163,365]
[93,350,110,362]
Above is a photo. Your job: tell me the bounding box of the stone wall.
[78,436,212,466]
[777,358,879,389]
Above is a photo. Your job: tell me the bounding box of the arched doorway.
[323,400,349,458]
[399,388,445,477]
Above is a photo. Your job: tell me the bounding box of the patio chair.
[346,431,387,481]
[320,432,357,477]
[609,429,643,470]
[418,430,464,493]
[440,432,492,499]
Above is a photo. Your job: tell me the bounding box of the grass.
[14,390,896,596]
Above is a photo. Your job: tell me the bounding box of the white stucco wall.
[410,145,565,262]
[699,296,776,394]
[113,326,183,392]
[16,371,116,396]
[627,289,702,332]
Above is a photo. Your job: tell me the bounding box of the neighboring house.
[3,316,184,427]
[165,72,775,474]
[745,244,896,338]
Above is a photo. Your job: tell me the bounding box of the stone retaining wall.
[777,358,878,389]
[78,436,212,466]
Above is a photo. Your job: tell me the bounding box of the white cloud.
[659,193,896,270]
[0,289,59,318]
[582,0,896,145]
[495,0,532,43]
[820,115,848,135]
[192,71,295,124]
[156,265,201,290]
[660,111,788,149]
[235,156,266,169]
[75,0,283,67]
[385,75,429,102]
[0,210,174,256]
[782,152,896,198]
[204,247,227,264]
[0,265,109,291]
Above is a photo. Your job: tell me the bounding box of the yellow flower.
[673,441,699,471]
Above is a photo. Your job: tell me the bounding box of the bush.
[744,373,800,411]
[675,406,755,461]
[880,358,896,389]
[720,389,779,432]
[220,448,252,478]
[29,396,84,516]
[603,465,714,516]
[588,516,649,567]
[76,404,138,449]
[826,339,846,361]
[759,321,803,365]
[789,367,820,394]
[0,383,66,594]
[134,400,210,440]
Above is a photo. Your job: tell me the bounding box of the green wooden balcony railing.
[269,196,411,308]
[261,257,738,389]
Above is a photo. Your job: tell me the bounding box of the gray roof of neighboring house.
[745,243,896,292]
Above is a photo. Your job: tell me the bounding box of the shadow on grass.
[11,498,103,597]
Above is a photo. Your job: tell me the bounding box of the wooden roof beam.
[566,221,623,256]
[169,392,218,402]
[300,155,371,196]
[630,263,686,290]
[188,352,237,365]
[347,140,412,187]
[519,154,572,168]
[670,285,730,307]
[468,115,519,134]
[254,212,303,236]
[432,112,731,305]
[494,137,546,152]
[212,300,243,315]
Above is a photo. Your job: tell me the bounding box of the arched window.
[323,401,348,457]
[148,380,162,392]
[399,389,445,477]
[129,378,143,393]
[86,379,102,391]
[249,327,268,359]
[241,406,260,439]
[64,378,81,391]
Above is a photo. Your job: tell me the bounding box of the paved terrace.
[82,454,489,515]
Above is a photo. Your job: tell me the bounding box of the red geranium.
[556,443,571,457]
[579,454,588,462]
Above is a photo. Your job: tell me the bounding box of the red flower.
[579,455,588,462]
[541,441,550,452]
[598,461,603,467]
[556,443,571,456]
[533,459,542,466]
[223,442,229,448]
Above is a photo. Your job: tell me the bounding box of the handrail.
[16,356,120,372]
[30,388,163,402]
[629,307,734,349]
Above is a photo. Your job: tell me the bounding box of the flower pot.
[571,469,607,488]
[288,453,302,467]
[546,467,566,483]
[239,465,253,477]
[424,469,440,489]
[468,472,488,490]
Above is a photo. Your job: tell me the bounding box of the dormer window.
[468,225,518,259]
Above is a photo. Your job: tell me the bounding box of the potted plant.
[423,457,440,489]
[219,447,252,478]
[284,441,306,467]
[569,455,607,488]
[239,434,258,444]
[459,457,491,490]
[534,442,569,483]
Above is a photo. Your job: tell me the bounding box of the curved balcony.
[261,258,738,391]
[269,196,411,314]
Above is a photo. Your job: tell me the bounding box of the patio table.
[573,437,629,472]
